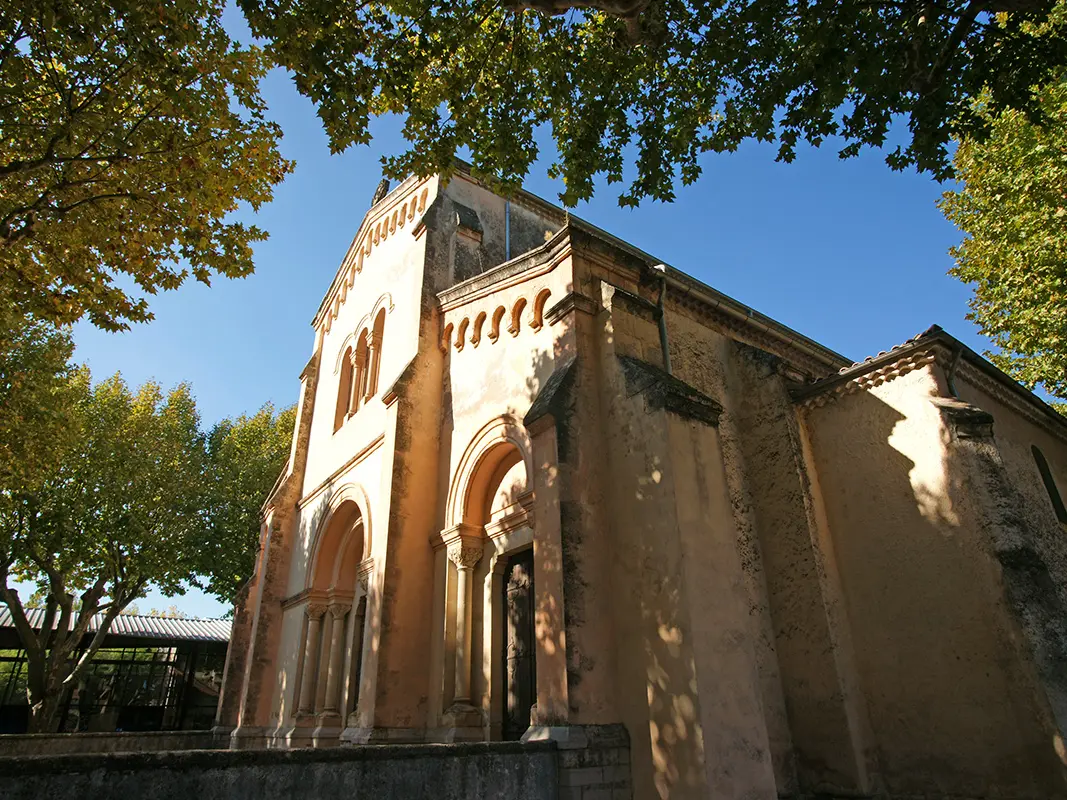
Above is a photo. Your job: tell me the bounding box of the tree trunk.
[26,684,63,733]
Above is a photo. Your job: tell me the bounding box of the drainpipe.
[505,199,511,261]
[653,264,672,375]
[945,345,963,399]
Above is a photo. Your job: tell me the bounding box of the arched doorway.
[437,421,536,741]
[294,500,366,722]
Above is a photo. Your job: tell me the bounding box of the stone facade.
[218,165,1067,799]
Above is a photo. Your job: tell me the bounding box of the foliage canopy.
[1,0,293,330]
[940,59,1067,401]
[0,313,294,730]
[239,0,1066,206]
[201,403,297,607]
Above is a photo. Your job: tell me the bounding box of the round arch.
[446,415,534,529]
[333,331,359,374]
[306,482,374,592]
[354,291,395,339]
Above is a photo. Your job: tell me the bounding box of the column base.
[279,717,344,748]
[436,702,486,742]
[340,726,426,744]
[228,725,273,750]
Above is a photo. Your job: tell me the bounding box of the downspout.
[653,264,672,375]
[505,199,511,261]
[945,345,963,399]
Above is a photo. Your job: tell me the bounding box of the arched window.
[352,330,369,413]
[334,346,353,432]
[367,308,386,398]
[1032,445,1067,524]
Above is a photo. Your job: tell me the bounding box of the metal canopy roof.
[0,607,231,644]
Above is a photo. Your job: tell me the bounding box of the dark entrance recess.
[501,549,536,741]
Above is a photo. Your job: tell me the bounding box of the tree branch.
[0,565,43,661]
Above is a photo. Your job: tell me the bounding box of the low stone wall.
[536,724,632,800]
[0,740,559,800]
[0,729,221,757]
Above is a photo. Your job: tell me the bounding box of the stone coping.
[0,739,559,777]
[0,729,213,741]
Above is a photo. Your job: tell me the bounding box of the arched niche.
[309,499,364,593]
[465,444,528,527]
[307,484,374,592]
[446,416,534,529]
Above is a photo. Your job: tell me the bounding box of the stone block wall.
[0,740,559,800]
[555,724,632,800]
[0,730,220,757]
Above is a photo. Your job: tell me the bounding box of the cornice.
[795,328,1067,444]
[616,355,723,427]
[795,346,940,410]
[437,225,572,311]
[312,178,432,330]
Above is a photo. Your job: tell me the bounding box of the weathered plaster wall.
[587,276,777,800]
[721,342,875,797]
[439,175,561,284]
[804,366,1066,798]
[954,376,1067,614]
[0,741,559,800]
[949,371,1067,781]
[666,304,807,797]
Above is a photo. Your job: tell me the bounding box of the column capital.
[306,603,328,620]
[328,603,350,620]
[447,539,483,570]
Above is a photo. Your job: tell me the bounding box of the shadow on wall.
[805,386,1067,799]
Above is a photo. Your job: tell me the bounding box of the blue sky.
[63,17,982,618]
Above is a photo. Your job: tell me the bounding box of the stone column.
[348,350,365,416]
[366,331,382,399]
[298,604,327,715]
[349,576,370,716]
[448,539,483,704]
[314,609,335,713]
[323,603,349,714]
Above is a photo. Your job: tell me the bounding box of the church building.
[216,166,1067,800]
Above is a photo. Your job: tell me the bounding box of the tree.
[239,0,1066,206]
[0,306,75,493]
[1,0,293,331]
[940,56,1067,401]
[200,403,296,607]
[0,369,208,731]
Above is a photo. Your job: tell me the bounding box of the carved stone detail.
[306,603,328,620]
[448,540,484,570]
[328,603,350,620]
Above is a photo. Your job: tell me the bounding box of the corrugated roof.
[0,607,231,643]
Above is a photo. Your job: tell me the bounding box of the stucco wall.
[803,365,1066,798]
[0,741,558,800]
[584,278,779,800]
[302,178,436,496]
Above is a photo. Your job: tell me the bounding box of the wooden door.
[502,549,535,741]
